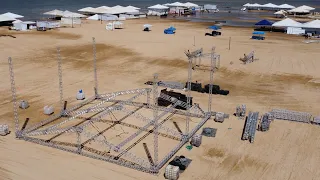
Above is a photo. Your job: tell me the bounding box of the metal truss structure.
[271,109,312,123]
[7,37,217,174]
[241,112,259,143]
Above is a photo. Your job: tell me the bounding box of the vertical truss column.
[208,48,214,115]
[92,37,98,98]
[186,57,193,134]
[57,47,64,114]
[153,73,159,166]
[8,57,20,138]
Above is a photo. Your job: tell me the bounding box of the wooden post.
[229,37,231,50]
[193,36,195,46]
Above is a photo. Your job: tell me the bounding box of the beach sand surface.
[0,18,320,180]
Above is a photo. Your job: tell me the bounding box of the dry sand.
[0,18,320,180]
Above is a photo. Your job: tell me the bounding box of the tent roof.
[62,11,87,18]
[86,14,99,20]
[90,7,110,14]
[44,9,64,16]
[272,18,302,27]
[183,2,199,7]
[78,7,95,12]
[103,7,138,14]
[148,4,169,9]
[96,6,110,9]
[274,10,287,15]
[288,7,311,13]
[255,19,273,26]
[126,5,140,10]
[1,12,24,18]
[12,19,22,23]
[243,3,251,7]
[296,5,315,11]
[22,21,36,24]
[112,5,124,8]
[167,2,185,7]
[262,3,279,8]
[278,4,295,9]
[0,14,17,22]
[303,19,320,28]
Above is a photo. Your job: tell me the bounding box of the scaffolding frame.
[7,37,217,174]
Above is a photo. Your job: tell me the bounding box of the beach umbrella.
[143,24,152,28]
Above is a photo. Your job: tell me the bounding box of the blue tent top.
[167,26,176,31]
[252,31,265,35]
[255,19,273,26]
[208,25,221,30]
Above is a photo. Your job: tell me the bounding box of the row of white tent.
[272,18,320,29]
[44,10,87,18]
[243,3,316,13]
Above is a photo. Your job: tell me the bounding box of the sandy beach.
[0,18,320,180]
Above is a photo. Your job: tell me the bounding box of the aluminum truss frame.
[7,38,220,175]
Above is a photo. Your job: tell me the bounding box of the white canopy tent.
[278,4,295,9]
[272,18,303,28]
[90,7,110,14]
[96,6,110,9]
[303,19,320,29]
[126,5,140,10]
[78,7,96,13]
[0,14,17,22]
[261,3,279,9]
[102,7,138,14]
[274,10,287,15]
[62,11,86,18]
[1,12,24,19]
[166,2,185,7]
[112,5,124,8]
[288,5,315,13]
[183,2,199,8]
[148,4,169,9]
[43,9,64,16]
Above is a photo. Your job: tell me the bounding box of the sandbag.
[76,90,85,100]
[19,100,29,109]
[44,105,54,115]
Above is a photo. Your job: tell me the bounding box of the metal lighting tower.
[57,47,64,113]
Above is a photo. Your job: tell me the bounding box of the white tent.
[44,9,64,16]
[126,5,140,10]
[0,14,17,22]
[112,5,124,8]
[90,7,110,14]
[78,7,96,12]
[274,10,287,15]
[62,11,86,18]
[103,7,138,14]
[303,19,320,28]
[272,18,302,28]
[148,4,169,9]
[296,5,315,11]
[166,2,185,7]
[86,14,99,20]
[243,3,251,7]
[278,4,295,9]
[1,12,24,19]
[288,7,311,13]
[97,6,110,9]
[183,2,199,8]
[12,19,22,23]
[261,3,279,9]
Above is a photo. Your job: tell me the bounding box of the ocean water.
[1,0,319,24]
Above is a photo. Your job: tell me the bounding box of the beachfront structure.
[147,4,169,16]
[272,18,303,28]
[43,9,64,16]
[12,21,36,31]
[203,4,219,12]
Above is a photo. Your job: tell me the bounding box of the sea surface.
[1,0,320,26]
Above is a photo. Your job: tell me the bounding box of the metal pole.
[193,36,195,46]
[8,57,20,137]
[229,37,231,50]
[92,37,98,97]
[153,73,159,166]
[57,47,64,112]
